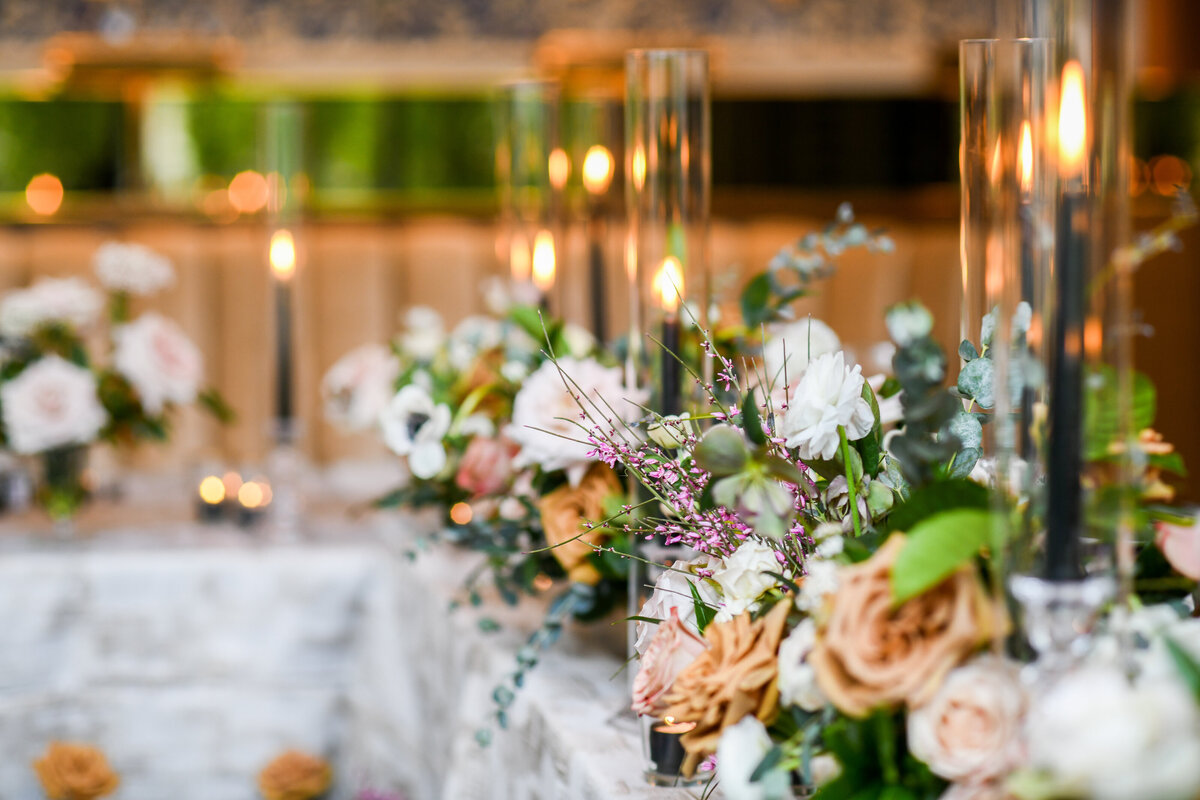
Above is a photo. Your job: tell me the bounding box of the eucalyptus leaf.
[957,357,995,409]
[958,339,979,361]
[948,411,983,451]
[694,425,750,476]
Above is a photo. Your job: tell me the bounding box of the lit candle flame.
[548,147,570,191]
[653,256,683,315]
[510,234,531,282]
[631,145,647,191]
[269,230,297,281]
[198,475,225,505]
[582,145,615,195]
[1058,61,1087,179]
[1019,120,1034,194]
[532,229,556,291]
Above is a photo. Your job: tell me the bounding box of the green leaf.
[764,454,805,485]
[689,579,717,634]
[197,388,236,424]
[694,425,750,477]
[625,615,662,625]
[883,479,990,533]
[1165,637,1200,702]
[1150,451,1188,477]
[957,357,995,409]
[741,272,774,328]
[742,388,768,446]
[948,412,982,450]
[890,509,998,604]
[749,745,784,783]
[958,340,979,361]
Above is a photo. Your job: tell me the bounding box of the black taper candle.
[661,316,681,417]
[588,209,609,342]
[1044,190,1087,581]
[274,279,293,424]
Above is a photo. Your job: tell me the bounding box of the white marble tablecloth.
[0,511,704,800]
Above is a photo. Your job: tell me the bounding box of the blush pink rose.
[1157,518,1200,581]
[455,436,518,497]
[632,608,709,718]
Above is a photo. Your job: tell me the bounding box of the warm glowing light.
[25,174,63,215]
[228,170,269,214]
[582,145,615,195]
[548,147,570,191]
[653,256,684,315]
[533,574,553,592]
[270,229,297,281]
[1027,313,1043,351]
[222,471,243,497]
[631,145,647,191]
[989,135,1003,186]
[1058,61,1087,178]
[1150,154,1193,196]
[532,229,556,291]
[449,502,474,525]
[510,234,531,282]
[198,476,225,505]
[624,231,638,282]
[1019,120,1034,194]
[1084,317,1103,359]
[238,481,266,509]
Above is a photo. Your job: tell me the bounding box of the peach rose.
[258,750,332,800]
[662,600,791,774]
[1157,518,1200,581]
[33,742,120,800]
[538,464,622,585]
[906,656,1027,783]
[632,608,710,718]
[809,534,1000,718]
[455,436,518,497]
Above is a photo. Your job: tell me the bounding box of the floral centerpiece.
[33,741,120,800]
[0,242,232,525]
[557,201,1200,800]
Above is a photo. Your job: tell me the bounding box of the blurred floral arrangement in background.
[33,741,120,800]
[0,242,233,524]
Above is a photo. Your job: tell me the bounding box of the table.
[0,509,705,800]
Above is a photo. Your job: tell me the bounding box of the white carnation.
[763,317,841,387]
[778,618,826,711]
[93,241,175,295]
[716,716,790,800]
[1025,665,1200,800]
[712,539,782,620]
[0,356,107,454]
[380,384,451,479]
[0,277,103,338]
[779,351,873,461]
[634,557,721,656]
[400,306,445,362]
[321,343,400,431]
[506,357,645,484]
[112,312,204,415]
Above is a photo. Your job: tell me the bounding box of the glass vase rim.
[625,48,709,61]
[960,36,1054,46]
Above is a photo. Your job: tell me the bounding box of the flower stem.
[839,426,862,538]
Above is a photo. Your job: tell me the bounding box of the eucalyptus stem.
[838,426,862,537]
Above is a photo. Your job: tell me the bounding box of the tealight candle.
[196,475,227,523]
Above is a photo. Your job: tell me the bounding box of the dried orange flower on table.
[33,741,120,800]
[258,750,332,800]
[662,599,790,774]
[538,463,623,585]
[809,534,1001,718]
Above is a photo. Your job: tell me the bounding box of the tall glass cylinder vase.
[495,80,563,313]
[625,49,711,417]
[263,100,306,539]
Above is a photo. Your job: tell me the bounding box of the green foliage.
[813,711,945,800]
[1165,638,1200,703]
[1084,366,1157,461]
[890,509,998,604]
[884,302,965,489]
[882,479,991,534]
[690,580,718,634]
[740,204,895,328]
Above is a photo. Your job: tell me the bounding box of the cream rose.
[632,608,709,718]
[906,656,1026,784]
[0,356,107,454]
[112,312,204,415]
[712,539,785,620]
[809,534,1000,717]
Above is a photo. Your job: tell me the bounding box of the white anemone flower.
[380,384,451,479]
[779,351,873,461]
